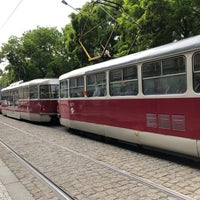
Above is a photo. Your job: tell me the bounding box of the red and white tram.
[1,78,59,122]
[58,35,200,158]
[0,88,2,114]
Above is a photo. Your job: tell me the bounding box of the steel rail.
[0,139,75,200]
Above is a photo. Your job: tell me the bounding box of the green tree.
[114,0,200,55]
[63,1,123,66]
[0,73,11,87]
[22,26,67,79]
[63,23,84,69]
[116,0,174,55]
[0,36,26,83]
[170,0,200,39]
[0,27,68,85]
[1,0,200,87]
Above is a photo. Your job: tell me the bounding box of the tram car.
[1,78,59,122]
[58,35,200,158]
[0,87,2,114]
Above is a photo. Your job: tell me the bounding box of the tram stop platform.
[0,159,34,200]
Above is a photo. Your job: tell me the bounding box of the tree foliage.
[22,27,67,78]
[0,27,67,86]
[1,0,200,87]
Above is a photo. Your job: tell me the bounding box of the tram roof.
[22,78,59,86]
[59,34,200,80]
[1,78,59,91]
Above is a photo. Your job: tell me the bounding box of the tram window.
[1,92,6,102]
[123,66,137,80]
[1,92,5,100]
[142,56,186,95]
[193,52,200,92]
[163,57,185,75]
[50,85,59,98]
[142,62,161,78]
[29,85,38,99]
[69,76,84,98]
[7,91,13,106]
[193,52,200,71]
[40,85,58,99]
[14,90,19,100]
[40,85,49,99]
[3,91,10,106]
[60,80,68,98]
[110,69,121,82]
[23,87,29,99]
[13,90,19,106]
[109,66,138,96]
[19,88,23,99]
[86,72,106,97]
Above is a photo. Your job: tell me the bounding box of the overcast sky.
[0,0,89,46]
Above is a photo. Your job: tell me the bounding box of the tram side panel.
[1,98,21,119]
[58,97,199,157]
[20,99,58,122]
[60,98,194,137]
[141,98,198,157]
[58,99,71,127]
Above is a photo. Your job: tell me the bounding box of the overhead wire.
[79,2,95,38]
[79,1,118,62]
[0,0,24,32]
[93,0,142,55]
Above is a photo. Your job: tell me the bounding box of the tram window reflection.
[29,85,38,99]
[69,76,84,98]
[142,56,186,95]
[86,72,106,97]
[60,80,68,98]
[40,85,58,99]
[109,66,138,96]
[23,87,29,99]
